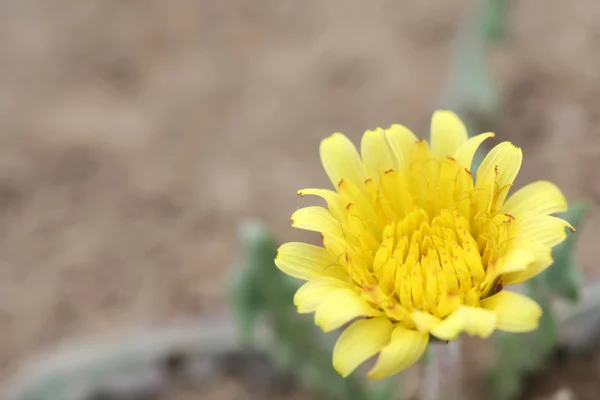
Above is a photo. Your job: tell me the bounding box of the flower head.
[275,111,573,379]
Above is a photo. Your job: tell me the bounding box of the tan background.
[0,0,599,398]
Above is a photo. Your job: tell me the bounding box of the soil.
[0,1,599,399]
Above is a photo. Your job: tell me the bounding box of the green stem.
[420,340,463,400]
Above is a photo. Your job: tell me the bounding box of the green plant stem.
[420,340,463,400]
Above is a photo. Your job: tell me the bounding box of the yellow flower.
[275,110,573,380]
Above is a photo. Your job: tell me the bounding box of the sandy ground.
[0,1,599,399]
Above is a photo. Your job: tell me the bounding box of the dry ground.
[0,0,599,399]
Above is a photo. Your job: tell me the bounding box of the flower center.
[358,207,514,326]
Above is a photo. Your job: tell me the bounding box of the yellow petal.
[502,180,568,217]
[381,169,414,218]
[501,247,553,284]
[430,110,469,159]
[291,206,343,236]
[480,249,535,296]
[499,249,536,274]
[320,132,366,190]
[368,325,429,379]
[385,124,418,170]
[430,306,497,340]
[408,140,438,211]
[294,277,351,313]
[333,317,393,377]
[275,242,341,281]
[513,214,572,250]
[480,291,542,332]
[315,288,383,332]
[472,162,496,215]
[411,310,441,332]
[298,188,348,223]
[476,141,522,194]
[453,132,495,170]
[361,128,397,181]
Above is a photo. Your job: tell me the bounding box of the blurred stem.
[438,0,502,117]
[420,340,463,400]
[482,0,509,42]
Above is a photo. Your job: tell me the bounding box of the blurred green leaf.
[539,201,590,302]
[440,0,508,180]
[487,281,558,400]
[486,201,589,400]
[227,220,391,400]
[439,0,504,127]
[482,0,509,43]
[366,378,397,400]
[487,332,525,400]
[227,264,264,345]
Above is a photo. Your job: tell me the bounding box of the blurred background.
[0,1,599,399]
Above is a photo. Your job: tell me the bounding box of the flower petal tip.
[367,371,386,380]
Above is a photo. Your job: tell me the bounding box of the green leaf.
[487,275,561,399]
[486,332,526,400]
[226,257,270,345]
[487,311,557,400]
[228,220,392,400]
[439,0,506,180]
[482,0,509,43]
[540,201,590,302]
[366,378,397,400]
[438,0,504,125]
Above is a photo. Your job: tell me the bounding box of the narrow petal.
[298,188,348,223]
[291,206,343,236]
[430,306,496,340]
[501,247,554,284]
[361,128,397,181]
[476,141,522,193]
[294,277,351,313]
[479,248,536,296]
[368,325,429,379]
[512,214,572,250]
[502,180,568,217]
[430,110,469,159]
[411,310,441,332]
[275,242,339,281]
[385,124,418,170]
[320,133,366,190]
[498,249,536,274]
[408,139,438,208]
[453,132,495,170]
[333,317,393,377]
[315,288,383,332]
[480,291,542,332]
